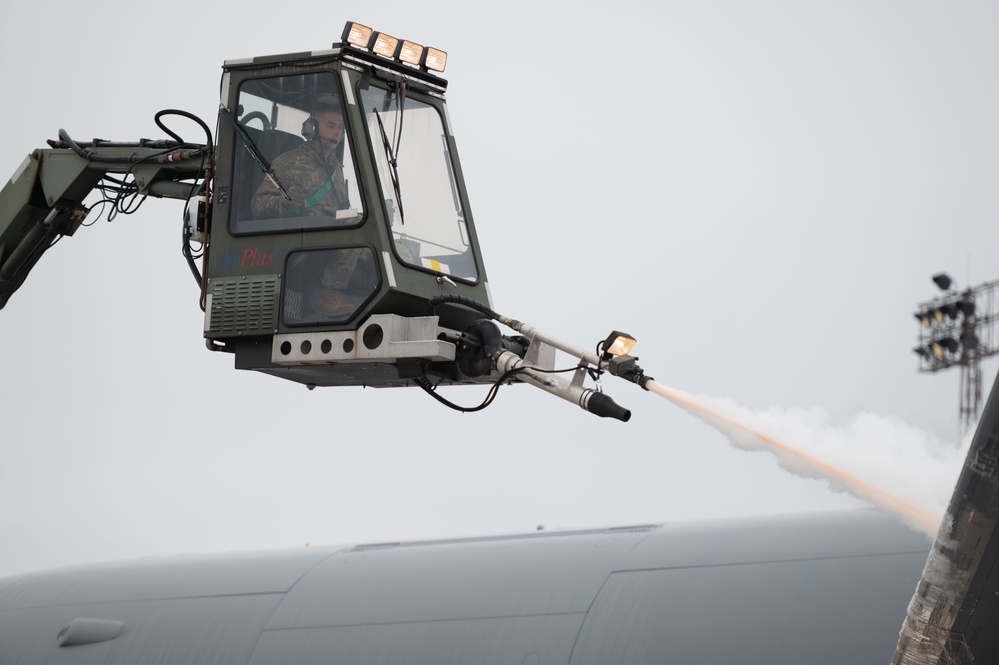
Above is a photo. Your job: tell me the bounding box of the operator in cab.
[251,94,350,219]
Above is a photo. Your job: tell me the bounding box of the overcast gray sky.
[2,0,998,578]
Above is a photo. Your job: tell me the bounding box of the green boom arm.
[0,132,208,309]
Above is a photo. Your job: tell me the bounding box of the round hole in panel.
[362,324,384,350]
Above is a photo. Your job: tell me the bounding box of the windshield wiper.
[218,105,291,201]
[373,110,404,224]
[373,81,407,224]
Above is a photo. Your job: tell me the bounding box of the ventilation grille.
[207,274,280,336]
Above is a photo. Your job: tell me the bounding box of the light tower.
[913,273,999,432]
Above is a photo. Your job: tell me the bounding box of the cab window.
[231,72,363,234]
[282,247,379,325]
[359,85,478,281]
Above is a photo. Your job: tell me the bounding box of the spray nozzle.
[586,391,631,421]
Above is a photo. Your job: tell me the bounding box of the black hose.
[58,127,202,164]
[57,108,212,165]
[427,294,503,321]
[154,109,213,148]
[58,129,144,164]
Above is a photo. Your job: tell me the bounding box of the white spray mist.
[647,381,970,537]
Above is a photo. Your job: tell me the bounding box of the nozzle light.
[341,21,447,73]
[602,331,637,358]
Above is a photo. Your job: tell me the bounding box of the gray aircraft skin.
[0,510,930,664]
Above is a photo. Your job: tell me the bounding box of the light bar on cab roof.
[371,32,399,58]
[422,47,447,73]
[342,22,373,48]
[398,40,424,66]
[340,20,447,73]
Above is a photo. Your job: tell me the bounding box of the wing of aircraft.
[0,510,929,664]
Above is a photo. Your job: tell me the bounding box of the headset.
[301,115,317,139]
[302,93,342,140]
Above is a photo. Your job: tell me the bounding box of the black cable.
[31,113,212,294]
[525,362,604,383]
[80,198,112,227]
[416,365,530,413]
[181,180,206,287]
[148,111,213,297]
[182,222,203,286]
[106,184,147,222]
[151,110,212,292]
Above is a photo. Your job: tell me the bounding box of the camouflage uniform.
[251,140,350,219]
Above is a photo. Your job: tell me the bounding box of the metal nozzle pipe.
[494,351,631,422]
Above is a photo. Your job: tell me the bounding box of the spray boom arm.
[431,296,653,422]
[0,117,210,310]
